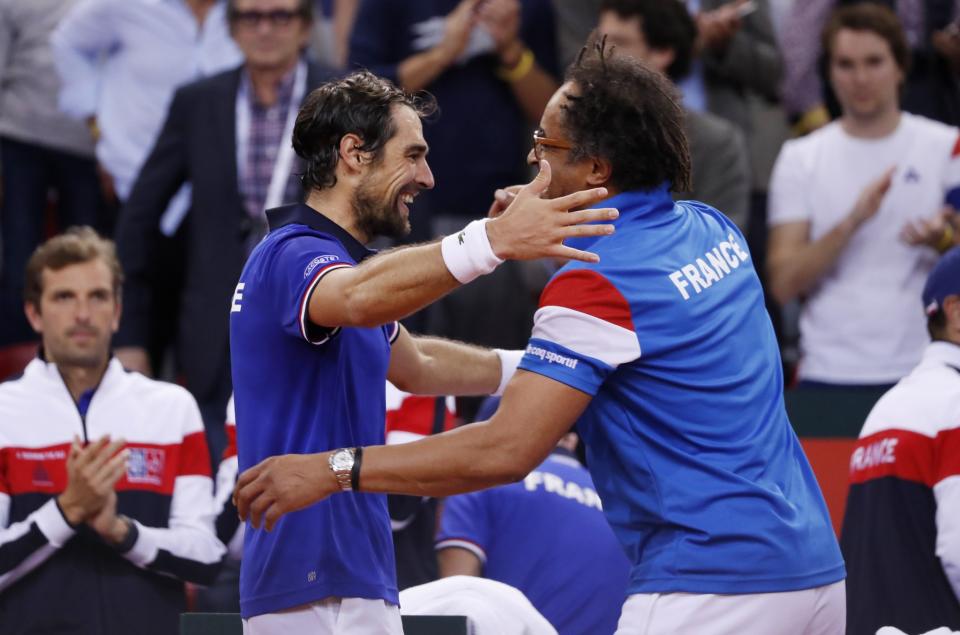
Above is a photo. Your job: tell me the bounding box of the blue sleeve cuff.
[518,338,611,397]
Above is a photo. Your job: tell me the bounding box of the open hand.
[477,0,521,59]
[850,166,895,226]
[900,206,956,249]
[57,437,128,525]
[485,160,618,263]
[234,453,335,532]
[438,0,481,63]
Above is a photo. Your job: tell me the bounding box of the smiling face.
[527,83,595,201]
[351,104,434,239]
[829,28,903,123]
[25,259,119,369]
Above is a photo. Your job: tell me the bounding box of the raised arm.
[236,370,590,530]
[767,167,893,305]
[307,161,617,329]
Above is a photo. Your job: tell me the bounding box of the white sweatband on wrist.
[493,349,524,396]
[441,219,505,284]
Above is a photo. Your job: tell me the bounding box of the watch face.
[330,449,353,471]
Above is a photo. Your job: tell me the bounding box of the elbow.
[479,438,540,486]
[478,458,529,487]
[388,370,425,395]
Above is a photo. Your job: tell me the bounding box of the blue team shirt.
[519,186,845,595]
[230,204,401,618]
[437,449,631,635]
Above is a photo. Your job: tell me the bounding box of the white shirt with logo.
[769,113,960,384]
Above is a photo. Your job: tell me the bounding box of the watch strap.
[350,446,364,492]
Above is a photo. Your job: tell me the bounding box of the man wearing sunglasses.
[237,44,846,635]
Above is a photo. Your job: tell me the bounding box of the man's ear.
[112,294,121,334]
[24,302,42,335]
[945,295,960,327]
[649,47,676,76]
[338,133,368,176]
[586,156,613,188]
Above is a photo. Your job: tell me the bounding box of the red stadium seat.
[0,342,39,381]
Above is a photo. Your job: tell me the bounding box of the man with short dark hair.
[841,246,960,635]
[768,3,960,388]
[230,70,614,633]
[0,227,225,635]
[236,46,846,634]
[598,0,751,230]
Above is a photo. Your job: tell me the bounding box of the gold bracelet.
[497,48,534,83]
[936,221,955,253]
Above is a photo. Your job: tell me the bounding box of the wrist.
[440,219,506,283]
[56,495,85,527]
[493,349,524,397]
[936,222,956,252]
[106,515,131,546]
[498,39,524,66]
[497,46,534,83]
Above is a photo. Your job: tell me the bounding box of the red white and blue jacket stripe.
[841,342,960,635]
[0,358,226,634]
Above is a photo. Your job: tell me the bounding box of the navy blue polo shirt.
[230,203,400,618]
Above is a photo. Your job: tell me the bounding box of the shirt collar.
[241,58,302,109]
[266,203,376,263]
[565,183,675,252]
[923,341,960,369]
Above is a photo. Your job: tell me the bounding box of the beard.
[352,175,411,241]
[45,334,108,369]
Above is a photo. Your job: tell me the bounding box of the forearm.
[395,336,502,396]
[397,47,455,92]
[768,218,859,304]
[0,499,75,593]
[496,41,558,122]
[358,420,538,497]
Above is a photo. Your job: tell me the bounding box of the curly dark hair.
[292,71,437,192]
[600,0,698,81]
[561,37,691,193]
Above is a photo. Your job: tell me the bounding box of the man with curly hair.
[236,48,845,634]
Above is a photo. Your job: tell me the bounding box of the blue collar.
[266,203,375,263]
[566,184,675,252]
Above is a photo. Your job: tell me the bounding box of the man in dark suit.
[114,0,335,460]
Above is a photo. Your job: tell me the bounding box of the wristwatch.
[328,447,363,492]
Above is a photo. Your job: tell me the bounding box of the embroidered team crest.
[304,255,340,278]
[126,448,166,485]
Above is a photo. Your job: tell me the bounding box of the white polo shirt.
[769,113,960,384]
